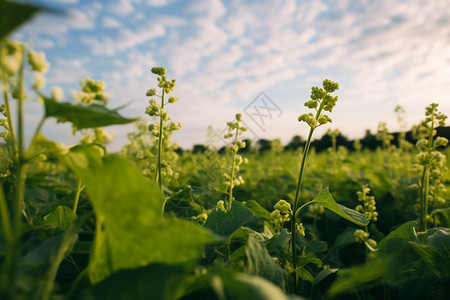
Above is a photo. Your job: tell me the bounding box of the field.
[1,2,450,300]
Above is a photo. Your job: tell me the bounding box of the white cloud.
[101,16,122,28]
[47,58,90,84]
[146,0,175,7]
[108,0,135,16]
[81,23,166,55]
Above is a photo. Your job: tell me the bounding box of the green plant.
[290,79,368,292]
[222,113,247,211]
[412,103,448,232]
[354,185,378,251]
[145,67,181,190]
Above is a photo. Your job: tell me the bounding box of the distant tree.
[256,139,272,152]
[192,144,206,154]
[360,129,380,150]
[284,135,304,151]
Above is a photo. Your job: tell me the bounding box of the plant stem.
[3,51,29,298]
[155,90,165,190]
[227,126,239,211]
[291,105,323,292]
[3,88,18,157]
[72,178,82,217]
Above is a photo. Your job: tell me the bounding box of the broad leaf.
[63,145,218,283]
[43,206,76,232]
[307,188,369,226]
[43,97,137,129]
[244,200,272,220]
[0,0,44,39]
[246,234,286,289]
[327,258,392,296]
[204,201,255,236]
[93,264,186,300]
[313,268,339,287]
[377,220,418,248]
[212,269,305,300]
[15,226,78,300]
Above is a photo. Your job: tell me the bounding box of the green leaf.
[377,220,418,248]
[313,268,339,287]
[43,97,138,129]
[297,268,314,283]
[246,234,286,289]
[214,270,305,300]
[244,200,272,220]
[63,145,218,283]
[43,206,76,231]
[302,188,369,226]
[0,0,44,39]
[327,258,392,296]
[15,225,78,300]
[204,201,255,236]
[266,229,290,255]
[296,237,327,253]
[93,264,186,300]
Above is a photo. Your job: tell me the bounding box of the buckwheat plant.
[412,103,447,232]
[223,113,247,211]
[271,200,294,232]
[375,122,394,151]
[145,67,181,190]
[0,39,52,293]
[292,79,339,285]
[354,185,378,250]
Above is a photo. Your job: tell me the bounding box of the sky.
[11,0,450,151]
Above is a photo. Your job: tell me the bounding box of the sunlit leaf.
[62,145,218,283]
[308,188,369,226]
[204,201,255,237]
[43,206,76,231]
[43,96,138,129]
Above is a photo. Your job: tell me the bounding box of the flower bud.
[28,50,49,73]
[52,86,64,101]
[32,73,46,89]
[146,88,156,96]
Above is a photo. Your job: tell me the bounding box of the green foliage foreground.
[0,2,449,299]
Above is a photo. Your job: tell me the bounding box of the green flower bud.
[217,200,225,211]
[274,199,291,214]
[296,223,305,237]
[433,137,448,148]
[318,114,332,125]
[236,113,242,122]
[32,73,46,89]
[322,79,339,93]
[354,229,369,243]
[52,86,64,101]
[168,96,179,103]
[28,50,49,73]
[146,88,157,96]
[151,67,166,76]
[304,100,318,109]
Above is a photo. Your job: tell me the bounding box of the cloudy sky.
[13,0,450,150]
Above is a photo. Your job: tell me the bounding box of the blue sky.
[13,0,450,150]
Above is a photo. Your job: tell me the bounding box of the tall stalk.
[227,126,239,211]
[290,79,339,292]
[155,90,165,190]
[291,105,322,290]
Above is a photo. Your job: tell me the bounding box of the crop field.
[1,2,450,300]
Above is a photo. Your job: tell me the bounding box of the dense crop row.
[1,2,449,300]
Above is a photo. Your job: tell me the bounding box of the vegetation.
[1,2,449,300]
